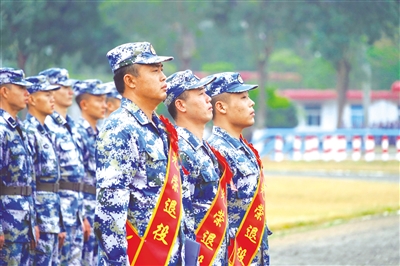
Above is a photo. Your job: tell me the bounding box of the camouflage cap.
[25,75,60,94]
[0,67,32,86]
[38,68,75,86]
[206,72,258,97]
[164,70,216,109]
[106,42,173,72]
[73,79,106,96]
[100,81,122,100]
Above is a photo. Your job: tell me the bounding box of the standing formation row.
[0,67,120,266]
[0,41,271,266]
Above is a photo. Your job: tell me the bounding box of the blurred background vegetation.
[1,0,398,128]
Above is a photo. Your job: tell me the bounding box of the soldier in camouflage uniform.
[39,68,86,266]
[164,70,230,265]
[0,68,38,266]
[73,79,107,266]
[101,81,121,118]
[95,42,185,265]
[23,75,65,266]
[207,72,272,266]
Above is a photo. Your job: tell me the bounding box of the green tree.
[1,1,118,74]
[308,0,399,128]
[210,1,311,129]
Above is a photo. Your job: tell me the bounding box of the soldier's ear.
[27,94,36,106]
[123,74,136,89]
[175,99,186,113]
[0,85,8,98]
[215,101,227,114]
[80,99,88,110]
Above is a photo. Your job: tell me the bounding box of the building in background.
[279,85,400,131]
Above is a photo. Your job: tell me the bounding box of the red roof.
[391,81,400,92]
[280,89,400,101]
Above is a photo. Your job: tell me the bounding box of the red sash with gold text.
[228,136,267,266]
[126,116,182,266]
[195,145,233,265]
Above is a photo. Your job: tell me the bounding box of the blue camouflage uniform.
[40,68,85,266]
[207,73,271,266]
[95,42,184,265]
[23,75,64,266]
[164,70,228,265]
[0,68,36,266]
[73,79,106,266]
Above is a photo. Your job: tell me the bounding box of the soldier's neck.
[27,108,46,125]
[81,113,98,132]
[176,118,205,140]
[54,105,68,119]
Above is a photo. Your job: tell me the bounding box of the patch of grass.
[263,160,399,175]
[265,176,399,235]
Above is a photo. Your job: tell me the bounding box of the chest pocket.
[59,141,80,166]
[194,163,219,200]
[234,158,258,199]
[144,145,167,188]
[9,141,29,173]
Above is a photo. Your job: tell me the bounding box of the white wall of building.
[369,100,399,125]
[293,99,399,130]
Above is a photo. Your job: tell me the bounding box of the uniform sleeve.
[94,128,138,264]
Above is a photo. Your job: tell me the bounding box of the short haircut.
[167,90,189,120]
[210,92,230,118]
[113,64,140,94]
[75,93,90,110]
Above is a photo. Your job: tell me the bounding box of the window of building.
[304,104,321,126]
[351,104,364,128]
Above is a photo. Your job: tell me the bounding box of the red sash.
[126,116,182,266]
[195,145,232,265]
[228,136,267,266]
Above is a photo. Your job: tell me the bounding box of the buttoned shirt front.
[95,98,184,266]
[177,126,228,265]
[208,126,271,266]
[0,109,36,243]
[23,114,63,234]
[45,112,84,227]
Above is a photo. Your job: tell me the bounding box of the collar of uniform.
[78,117,97,136]
[212,126,243,149]
[176,126,202,151]
[121,97,152,126]
[0,109,18,128]
[50,111,67,126]
[26,113,47,135]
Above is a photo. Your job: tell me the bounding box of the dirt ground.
[269,213,400,266]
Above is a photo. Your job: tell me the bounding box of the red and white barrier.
[322,135,333,161]
[304,136,319,161]
[274,135,284,162]
[292,136,302,161]
[334,135,347,162]
[381,135,389,161]
[351,135,362,161]
[396,136,400,161]
[364,135,375,161]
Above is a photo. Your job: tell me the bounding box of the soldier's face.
[184,88,213,124]
[133,63,167,106]
[53,85,73,108]
[106,98,121,116]
[225,91,255,129]
[2,84,29,111]
[29,90,55,116]
[82,94,107,120]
